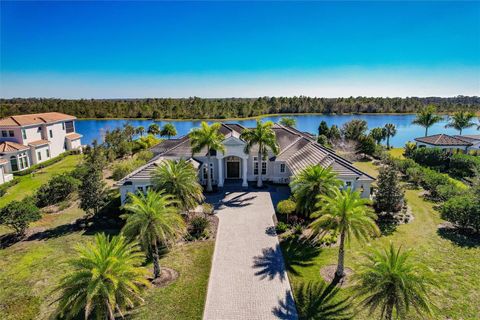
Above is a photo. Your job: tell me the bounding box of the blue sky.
[1,1,479,98]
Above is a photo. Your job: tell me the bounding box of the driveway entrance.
[203,190,298,320]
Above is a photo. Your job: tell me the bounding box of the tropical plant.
[294,281,353,320]
[121,190,185,278]
[240,120,279,187]
[279,117,296,127]
[277,199,296,222]
[152,159,205,213]
[147,123,161,136]
[412,105,443,136]
[329,125,341,140]
[353,242,436,320]
[356,135,376,157]
[189,122,226,192]
[445,111,476,135]
[383,123,397,149]
[160,123,177,139]
[0,197,41,236]
[123,123,135,142]
[310,189,379,278]
[369,127,386,144]
[342,120,368,141]
[54,233,149,320]
[290,165,342,217]
[35,173,79,207]
[135,126,145,136]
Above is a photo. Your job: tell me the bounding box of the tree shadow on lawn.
[280,238,322,276]
[271,290,298,320]
[437,226,480,248]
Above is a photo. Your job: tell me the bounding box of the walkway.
[203,188,298,320]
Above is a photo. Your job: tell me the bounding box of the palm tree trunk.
[257,148,263,188]
[425,127,428,137]
[459,128,463,135]
[385,303,393,320]
[152,241,161,279]
[206,153,213,192]
[386,136,390,149]
[335,230,346,278]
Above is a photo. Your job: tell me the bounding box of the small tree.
[279,117,296,127]
[0,197,41,235]
[441,195,480,233]
[342,120,368,141]
[318,121,330,137]
[276,199,296,222]
[147,123,161,136]
[356,135,376,157]
[328,125,341,140]
[79,168,108,216]
[160,123,177,139]
[35,173,79,207]
[136,126,145,137]
[374,165,405,213]
[384,123,397,149]
[317,134,329,146]
[370,127,386,144]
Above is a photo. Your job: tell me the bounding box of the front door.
[226,161,240,179]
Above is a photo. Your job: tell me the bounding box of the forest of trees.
[1,96,479,119]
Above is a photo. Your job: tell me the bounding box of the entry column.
[242,157,248,187]
[218,157,224,187]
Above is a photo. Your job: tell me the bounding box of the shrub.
[436,184,464,202]
[449,153,480,178]
[275,221,289,234]
[420,168,452,199]
[112,158,146,181]
[277,199,296,221]
[317,135,329,146]
[202,203,214,215]
[35,173,80,207]
[440,195,480,233]
[403,142,417,158]
[356,135,376,157]
[13,152,73,176]
[405,166,423,187]
[135,134,161,150]
[0,197,41,235]
[408,147,449,170]
[188,216,210,239]
[135,150,154,162]
[0,178,18,197]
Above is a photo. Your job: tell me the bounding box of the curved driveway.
[203,189,298,320]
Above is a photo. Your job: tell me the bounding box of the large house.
[0,112,82,183]
[118,123,374,203]
[414,134,480,152]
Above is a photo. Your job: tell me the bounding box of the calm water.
[76,114,480,147]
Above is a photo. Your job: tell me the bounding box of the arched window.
[10,156,18,172]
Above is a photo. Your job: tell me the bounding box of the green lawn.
[284,161,480,319]
[0,204,214,320]
[0,155,82,208]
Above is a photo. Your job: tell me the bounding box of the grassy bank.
[283,160,480,319]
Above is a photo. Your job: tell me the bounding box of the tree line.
[1,96,479,119]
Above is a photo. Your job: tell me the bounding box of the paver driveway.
[203,190,298,320]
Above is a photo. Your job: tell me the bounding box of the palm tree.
[55,233,149,320]
[445,111,476,135]
[294,281,353,320]
[412,105,443,137]
[290,165,342,217]
[189,122,226,192]
[279,117,297,128]
[383,123,396,149]
[147,123,161,136]
[353,242,436,320]
[152,159,204,213]
[135,126,145,137]
[369,127,386,145]
[160,123,177,139]
[478,116,480,130]
[121,190,185,279]
[310,189,379,278]
[240,120,279,188]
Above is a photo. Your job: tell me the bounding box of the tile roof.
[0,141,29,153]
[28,139,50,147]
[414,134,472,146]
[454,135,480,143]
[0,112,76,127]
[65,133,83,140]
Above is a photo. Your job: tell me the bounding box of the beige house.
[0,112,82,183]
[118,123,374,203]
[414,134,473,152]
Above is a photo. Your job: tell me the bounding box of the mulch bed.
[320,265,354,287]
[149,267,179,288]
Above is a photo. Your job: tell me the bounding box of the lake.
[75,114,479,147]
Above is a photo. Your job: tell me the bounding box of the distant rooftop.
[0,112,76,127]
[414,134,472,146]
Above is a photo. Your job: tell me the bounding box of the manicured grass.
[0,155,82,208]
[284,161,480,319]
[0,205,214,320]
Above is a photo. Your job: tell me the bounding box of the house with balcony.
[0,112,82,183]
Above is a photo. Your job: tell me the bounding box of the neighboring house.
[455,135,480,150]
[0,159,13,185]
[414,134,473,152]
[118,123,374,203]
[0,112,82,182]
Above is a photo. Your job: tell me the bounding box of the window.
[1,131,7,138]
[253,156,267,175]
[46,149,50,158]
[37,151,42,161]
[8,131,14,137]
[18,153,28,170]
[203,163,214,179]
[22,129,27,139]
[262,162,267,175]
[10,156,18,172]
[65,121,74,133]
[49,130,53,138]
[254,162,259,175]
[37,127,41,132]
[280,163,286,173]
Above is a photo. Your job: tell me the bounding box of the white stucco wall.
[31,145,51,165]
[0,165,5,184]
[46,122,68,158]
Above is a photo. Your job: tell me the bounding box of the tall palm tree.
[147,123,161,136]
[240,120,279,188]
[310,189,379,278]
[160,123,177,139]
[121,190,185,279]
[294,281,353,320]
[290,165,342,217]
[152,159,204,213]
[279,117,297,128]
[383,123,396,149]
[189,122,226,192]
[55,233,149,320]
[412,105,443,137]
[353,243,436,320]
[369,127,386,145]
[136,126,145,137]
[445,111,476,135]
